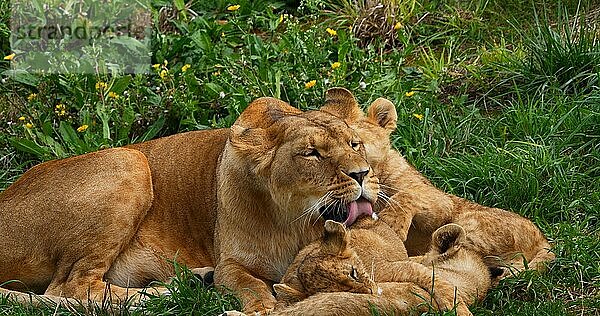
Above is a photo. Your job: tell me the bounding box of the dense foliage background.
[1,0,599,315]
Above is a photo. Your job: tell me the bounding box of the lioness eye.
[349,267,359,281]
[302,148,321,159]
[351,141,361,151]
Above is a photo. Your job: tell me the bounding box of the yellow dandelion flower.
[181,64,191,72]
[108,91,119,99]
[331,62,341,69]
[305,80,316,89]
[394,22,403,30]
[227,5,240,11]
[3,53,15,61]
[405,90,416,97]
[59,110,66,116]
[163,59,168,67]
[27,93,37,101]
[55,103,65,110]
[77,124,89,132]
[152,63,160,70]
[18,116,25,121]
[25,122,33,129]
[160,69,168,80]
[326,28,337,36]
[412,113,424,120]
[95,81,108,90]
[278,14,284,24]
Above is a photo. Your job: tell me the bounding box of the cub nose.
[346,169,369,184]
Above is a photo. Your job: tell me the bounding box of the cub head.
[420,224,501,302]
[228,96,380,226]
[274,220,376,305]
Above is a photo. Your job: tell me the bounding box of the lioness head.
[228,97,380,226]
[274,220,376,305]
[320,88,398,170]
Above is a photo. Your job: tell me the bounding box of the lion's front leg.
[214,258,276,315]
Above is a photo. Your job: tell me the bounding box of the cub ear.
[230,97,301,174]
[321,87,363,122]
[273,283,307,305]
[323,220,351,255]
[431,223,466,256]
[367,98,397,132]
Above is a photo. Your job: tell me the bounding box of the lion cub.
[328,88,554,273]
[269,219,498,316]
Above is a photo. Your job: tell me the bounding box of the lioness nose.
[346,169,369,184]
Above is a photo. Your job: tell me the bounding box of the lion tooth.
[372,212,379,220]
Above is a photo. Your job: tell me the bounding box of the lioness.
[0,94,381,314]
[263,220,496,316]
[325,88,554,273]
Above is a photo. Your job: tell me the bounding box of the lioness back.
[102,129,229,286]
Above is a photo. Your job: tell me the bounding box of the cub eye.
[349,267,359,281]
[350,141,361,151]
[302,148,321,159]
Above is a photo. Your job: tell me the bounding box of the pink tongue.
[344,199,374,227]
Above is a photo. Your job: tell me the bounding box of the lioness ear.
[367,98,397,132]
[321,87,363,122]
[235,97,301,129]
[323,220,351,255]
[431,223,466,256]
[230,97,301,174]
[273,283,307,304]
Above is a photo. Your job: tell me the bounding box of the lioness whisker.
[376,191,405,214]
[294,191,332,225]
[378,183,400,195]
[375,191,392,209]
[312,198,335,226]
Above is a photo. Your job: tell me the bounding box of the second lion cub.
[321,88,554,274]
[269,219,499,316]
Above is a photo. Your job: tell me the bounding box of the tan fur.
[345,89,555,274]
[0,96,380,314]
[0,87,552,312]
[213,98,380,313]
[270,220,495,316]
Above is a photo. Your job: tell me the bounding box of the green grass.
[1,0,599,315]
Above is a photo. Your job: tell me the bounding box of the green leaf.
[190,30,213,52]
[9,138,50,158]
[139,116,165,142]
[59,121,87,153]
[173,0,186,18]
[204,82,223,97]
[118,106,136,142]
[2,69,41,87]
[111,76,132,94]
